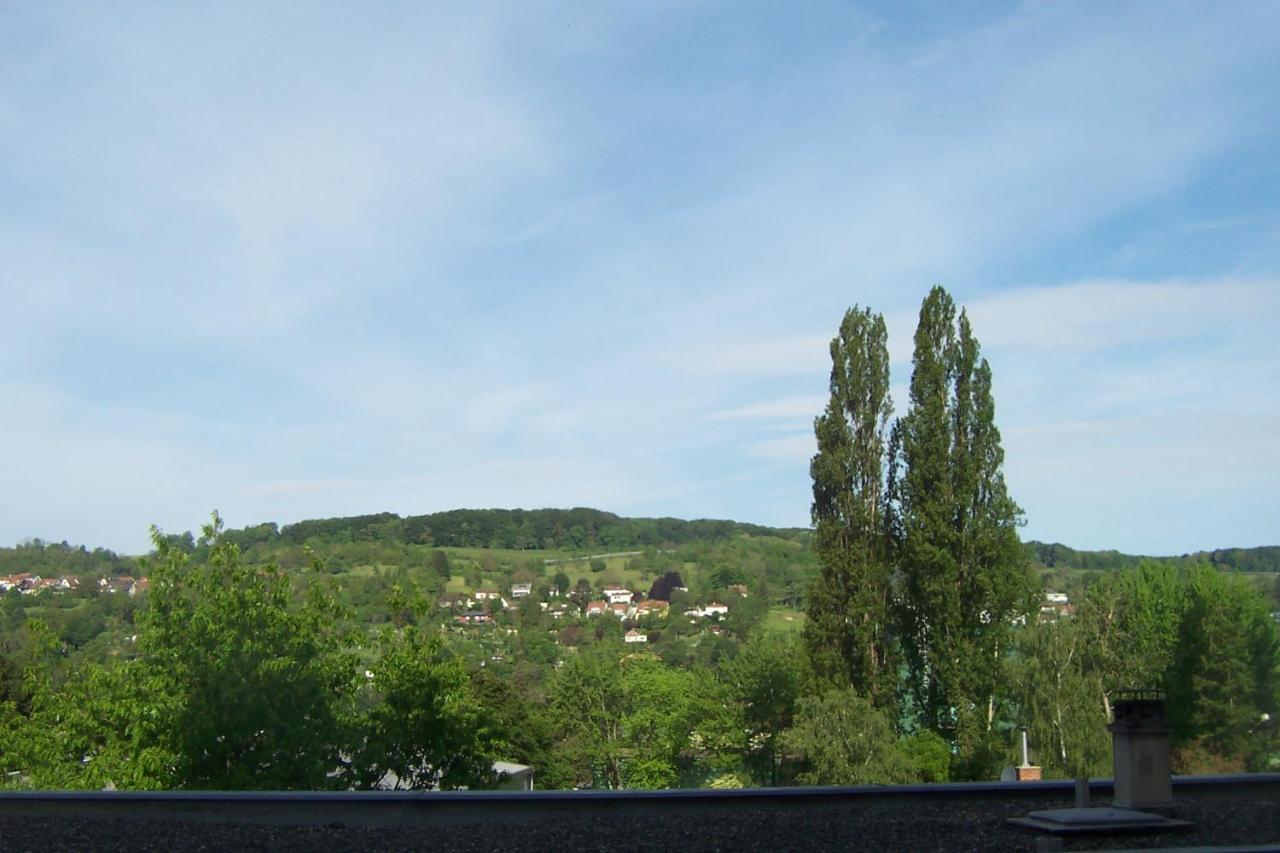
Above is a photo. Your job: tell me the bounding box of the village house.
[510,582,532,598]
[100,576,135,594]
[685,602,729,618]
[1,573,37,593]
[634,600,669,617]
[624,629,648,644]
[1039,591,1073,623]
[585,600,607,617]
[603,586,633,605]
[0,573,25,591]
[474,588,502,601]
[456,610,492,625]
[609,602,631,619]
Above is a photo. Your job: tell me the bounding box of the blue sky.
[2,1,1278,555]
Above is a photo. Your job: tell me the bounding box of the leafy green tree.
[548,646,738,789]
[724,632,803,785]
[621,659,738,788]
[804,306,896,710]
[0,621,174,789]
[549,644,627,788]
[898,730,951,782]
[725,594,768,638]
[140,514,358,790]
[1013,618,1111,779]
[353,621,498,790]
[429,549,450,580]
[779,688,912,785]
[892,286,1035,770]
[1167,567,1280,759]
[1075,560,1184,711]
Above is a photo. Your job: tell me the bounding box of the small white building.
[624,629,648,644]
[603,587,633,605]
[511,582,532,598]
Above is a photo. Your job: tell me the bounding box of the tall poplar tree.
[804,306,896,709]
[893,286,1034,769]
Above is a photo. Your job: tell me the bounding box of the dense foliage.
[804,306,896,708]
[801,286,1279,781]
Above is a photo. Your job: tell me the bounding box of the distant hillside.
[1024,541,1280,573]
[5,510,1277,576]
[218,507,811,553]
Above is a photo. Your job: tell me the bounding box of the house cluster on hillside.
[0,573,149,596]
[0,573,80,594]
[438,578,702,627]
[586,597,669,620]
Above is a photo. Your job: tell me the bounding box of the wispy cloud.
[1,2,1277,552]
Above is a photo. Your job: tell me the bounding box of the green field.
[764,606,806,633]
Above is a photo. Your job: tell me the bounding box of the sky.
[2,1,1278,555]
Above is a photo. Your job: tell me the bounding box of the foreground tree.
[352,615,498,790]
[548,645,739,789]
[804,306,896,709]
[1167,567,1280,763]
[140,514,359,790]
[0,622,174,789]
[893,287,1035,772]
[724,631,804,785]
[1013,618,1111,779]
[549,644,628,789]
[1074,560,1185,716]
[779,688,911,785]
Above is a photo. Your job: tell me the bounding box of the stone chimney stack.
[1109,690,1174,811]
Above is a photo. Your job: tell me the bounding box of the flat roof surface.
[1,777,1276,852]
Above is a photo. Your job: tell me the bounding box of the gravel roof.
[1,783,1277,852]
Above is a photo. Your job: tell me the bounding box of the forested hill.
[1023,541,1280,573]
[219,507,811,552]
[3,509,1278,574]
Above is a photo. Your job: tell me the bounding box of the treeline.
[1017,560,1279,778]
[5,525,1276,584]
[1026,541,1280,573]
[0,540,138,579]
[217,508,808,553]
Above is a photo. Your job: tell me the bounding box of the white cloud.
[965,279,1280,355]
[2,4,1278,554]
